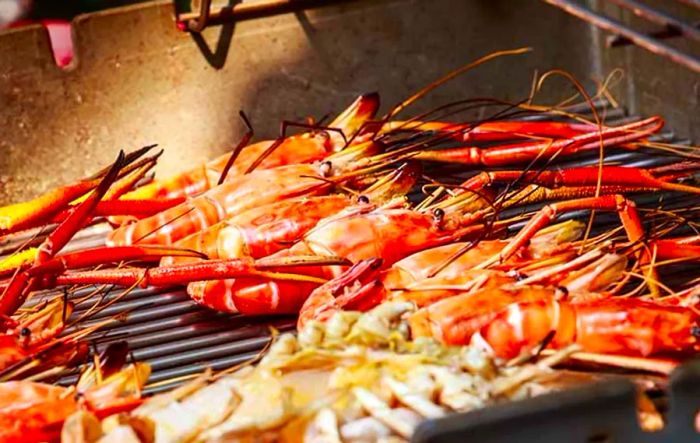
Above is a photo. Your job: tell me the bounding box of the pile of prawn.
[0,48,699,441]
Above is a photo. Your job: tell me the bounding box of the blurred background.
[0,0,155,66]
[1,1,149,24]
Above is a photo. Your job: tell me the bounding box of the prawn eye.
[357,195,370,204]
[19,327,31,337]
[691,325,700,338]
[319,161,333,177]
[508,270,527,281]
[432,208,445,222]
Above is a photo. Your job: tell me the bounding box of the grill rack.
[543,0,700,73]
[1,101,699,434]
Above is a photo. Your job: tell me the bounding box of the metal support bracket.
[173,0,355,33]
[181,0,212,32]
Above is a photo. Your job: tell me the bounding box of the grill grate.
[2,102,699,399]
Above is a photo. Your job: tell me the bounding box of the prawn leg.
[0,156,173,275]
[33,254,347,288]
[298,258,385,329]
[477,194,645,269]
[52,197,187,223]
[649,235,700,260]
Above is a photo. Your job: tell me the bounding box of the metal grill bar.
[677,0,700,11]
[542,0,700,73]
[608,0,700,43]
[608,21,700,48]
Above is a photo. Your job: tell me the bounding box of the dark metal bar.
[519,106,627,123]
[143,350,263,387]
[105,321,232,349]
[608,22,700,48]
[95,315,239,348]
[125,319,294,353]
[676,0,700,11]
[176,0,357,32]
[68,286,178,306]
[608,0,700,42]
[0,222,110,257]
[71,291,189,319]
[84,309,217,338]
[185,0,212,32]
[542,0,700,73]
[134,331,267,362]
[79,301,207,330]
[146,335,272,371]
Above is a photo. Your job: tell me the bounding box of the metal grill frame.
[0,0,700,439]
